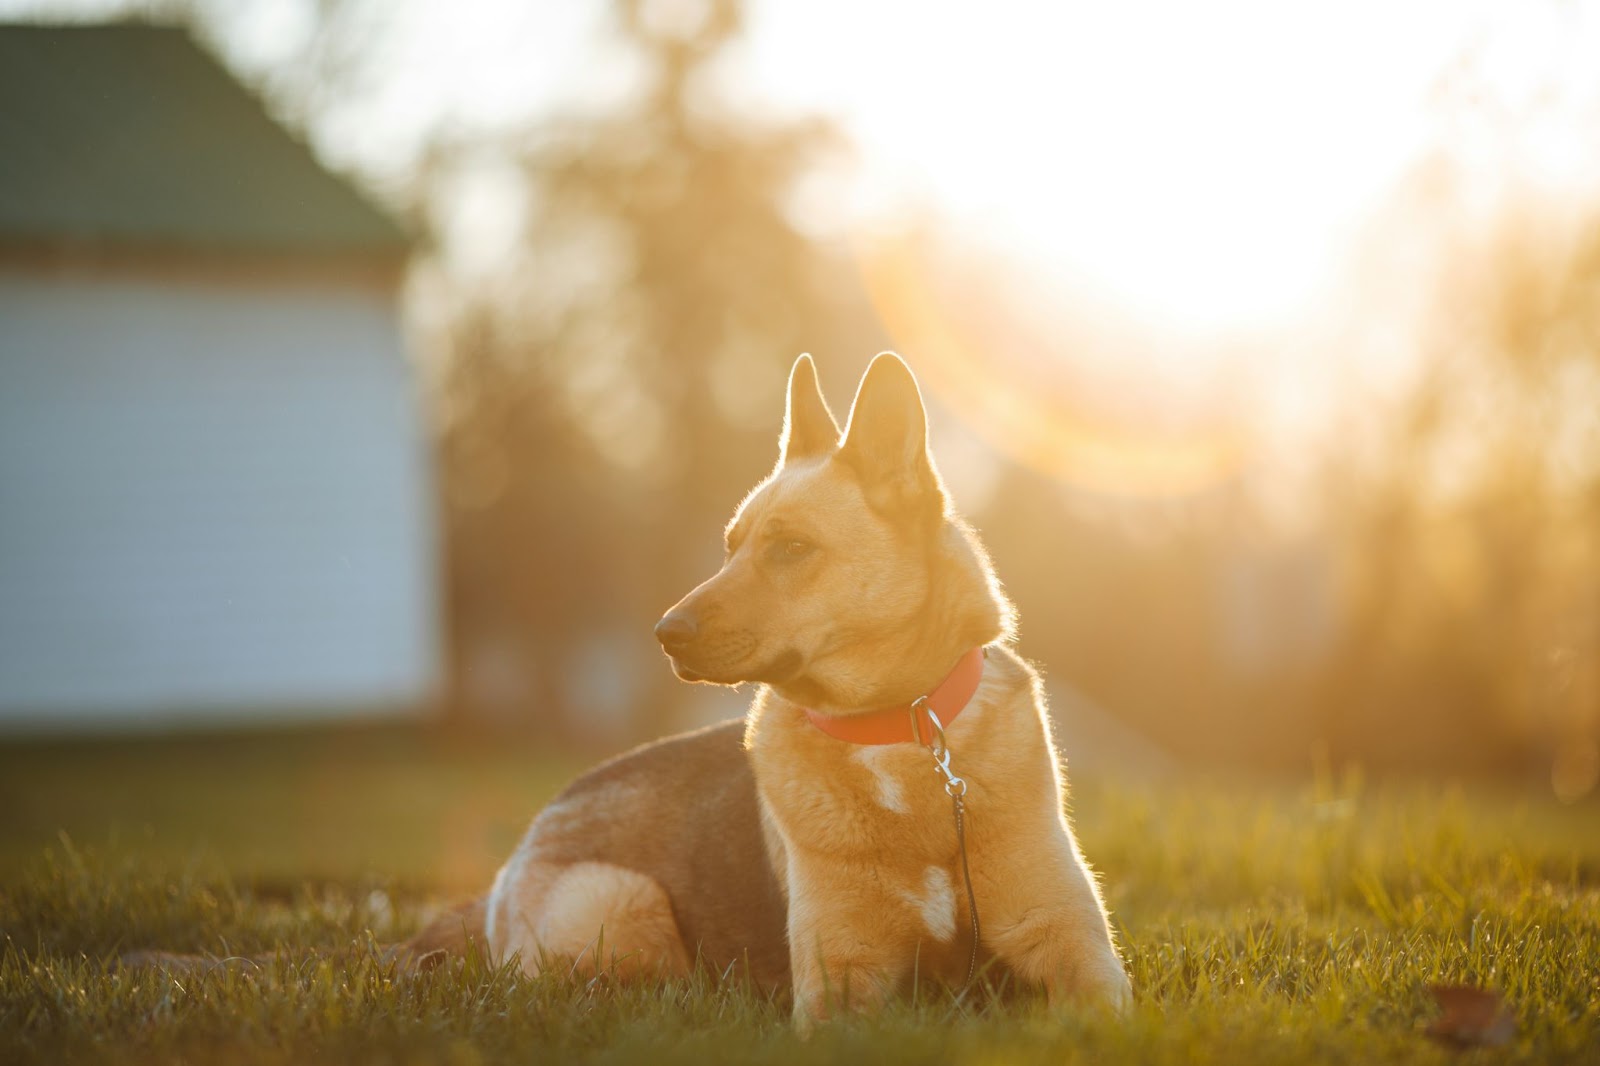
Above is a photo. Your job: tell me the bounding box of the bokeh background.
[1,0,1597,806]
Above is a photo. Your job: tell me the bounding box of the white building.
[0,24,439,729]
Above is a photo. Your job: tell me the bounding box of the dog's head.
[655,353,1014,710]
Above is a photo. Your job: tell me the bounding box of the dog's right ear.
[779,353,839,463]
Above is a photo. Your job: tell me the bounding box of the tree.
[430,0,885,733]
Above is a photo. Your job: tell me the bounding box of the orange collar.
[801,647,987,746]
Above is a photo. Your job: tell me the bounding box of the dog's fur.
[477,354,1131,1023]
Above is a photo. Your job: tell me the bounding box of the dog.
[478,353,1132,1024]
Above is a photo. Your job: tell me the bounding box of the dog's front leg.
[785,855,913,1033]
[978,826,1132,1013]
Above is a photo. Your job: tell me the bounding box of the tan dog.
[481,353,1131,1024]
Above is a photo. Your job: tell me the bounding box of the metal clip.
[908,695,931,748]
[909,696,947,752]
[912,700,966,798]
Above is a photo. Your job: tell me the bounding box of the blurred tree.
[1312,176,1600,781]
[426,0,885,735]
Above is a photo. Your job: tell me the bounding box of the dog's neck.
[800,646,986,743]
[770,639,976,716]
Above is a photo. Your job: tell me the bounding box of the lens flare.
[858,233,1246,499]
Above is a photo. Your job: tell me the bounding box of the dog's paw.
[790,1002,818,1040]
[1080,953,1134,1014]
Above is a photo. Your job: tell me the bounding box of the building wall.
[0,271,439,727]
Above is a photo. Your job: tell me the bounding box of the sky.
[5,0,1596,337]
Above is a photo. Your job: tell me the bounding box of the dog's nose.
[654,612,698,652]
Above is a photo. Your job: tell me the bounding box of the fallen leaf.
[1425,984,1515,1048]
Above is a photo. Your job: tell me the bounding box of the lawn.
[2,723,1596,1064]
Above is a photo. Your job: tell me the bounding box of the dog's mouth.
[669,658,711,683]
[665,647,804,687]
[665,652,749,685]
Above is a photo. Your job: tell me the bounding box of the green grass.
[2,725,1597,1064]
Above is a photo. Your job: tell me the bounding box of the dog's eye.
[772,538,814,563]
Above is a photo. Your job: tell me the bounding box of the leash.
[913,699,982,989]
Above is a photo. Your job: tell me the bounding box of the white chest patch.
[903,865,956,942]
[850,746,909,813]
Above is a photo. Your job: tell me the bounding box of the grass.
[2,723,1597,1064]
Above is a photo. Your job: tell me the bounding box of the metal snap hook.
[908,695,932,747]
[921,703,951,759]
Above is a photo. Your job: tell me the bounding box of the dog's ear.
[838,352,943,518]
[780,353,839,463]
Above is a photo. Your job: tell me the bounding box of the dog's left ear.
[839,352,944,519]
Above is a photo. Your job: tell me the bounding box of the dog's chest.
[755,715,971,862]
[848,745,918,814]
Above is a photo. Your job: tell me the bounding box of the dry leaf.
[1425,984,1515,1048]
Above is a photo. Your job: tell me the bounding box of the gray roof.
[0,23,409,255]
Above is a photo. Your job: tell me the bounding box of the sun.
[740,0,1579,335]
